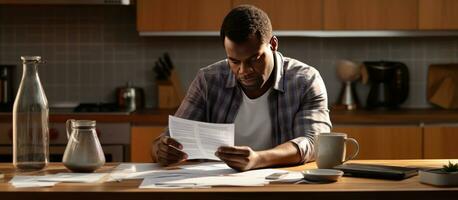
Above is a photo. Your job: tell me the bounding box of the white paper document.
[231,168,302,183]
[232,168,289,178]
[36,173,108,183]
[169,115,234,160]
[9,176,59,188]
[140,175,268,188]
[110,162,236,182]
[109,163,164,181]
[139,173,210,189]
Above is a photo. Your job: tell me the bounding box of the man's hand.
[152,136,188,166]
[215,146,261,171]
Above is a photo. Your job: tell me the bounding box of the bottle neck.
[22,62,40,81]
[23,62,38,74]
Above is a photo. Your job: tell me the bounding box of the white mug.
[315,132,359,169]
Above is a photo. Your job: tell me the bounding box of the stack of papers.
[110,162,274,188]
[136,163,302,188]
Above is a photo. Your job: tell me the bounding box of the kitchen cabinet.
[137,0,231,32]
[332,125,423,159]
[136,0,458,33]
[419,0,458,30]
[323,0,418,30]
[424,125,458,159]
[131,126,165,162]
[232,0,322,30]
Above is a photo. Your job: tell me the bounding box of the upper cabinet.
[137,0,231,32]
[323,0,418,30]
[419,0,458,30]
[137,0,458,32]
[232,0,322,30]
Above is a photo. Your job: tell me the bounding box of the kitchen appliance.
[334,60,360,110]
[363,61,409,109]
[116,82,145,112]
[0,65,15,112]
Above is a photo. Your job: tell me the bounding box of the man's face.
[224,36,275,92]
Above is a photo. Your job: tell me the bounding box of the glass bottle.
[13,56,49,171]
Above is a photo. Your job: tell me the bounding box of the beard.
[238,75,264,91]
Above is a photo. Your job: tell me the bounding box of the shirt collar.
[225,51,285,93]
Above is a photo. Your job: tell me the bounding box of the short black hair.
[220,5,272,44]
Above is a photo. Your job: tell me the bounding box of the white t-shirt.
[234,89,273,151]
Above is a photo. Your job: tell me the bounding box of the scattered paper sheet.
[157,176,268,187]
[114,163,163,172]
[178,162,237,175]
[140,175,268,188]
[169,115,234,160]
[231,168,289,178]
[36,173,108,183]
[231,168,302,183]
[9,176,58,188]
[139,173,209,189]
[109,162,236,181]
[109,163,164,181]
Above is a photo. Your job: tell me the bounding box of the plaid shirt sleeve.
[290,68,331,163]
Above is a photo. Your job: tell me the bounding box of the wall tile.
[1,5,458,108]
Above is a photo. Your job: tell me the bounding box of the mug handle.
[343,137,359,163]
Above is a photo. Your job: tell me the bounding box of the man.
[152,5,331,171]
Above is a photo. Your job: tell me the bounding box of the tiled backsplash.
[1,5,457,108]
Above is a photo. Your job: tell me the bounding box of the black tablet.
[333,163,419,180]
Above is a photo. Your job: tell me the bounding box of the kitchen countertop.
[330,108,458,125]
[1,108,458,125]
[0,108,175,125]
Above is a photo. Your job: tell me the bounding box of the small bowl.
[302,169,344,182]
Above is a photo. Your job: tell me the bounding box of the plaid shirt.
[168,52,332,163]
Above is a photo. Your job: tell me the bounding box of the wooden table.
[1,160,457,200]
